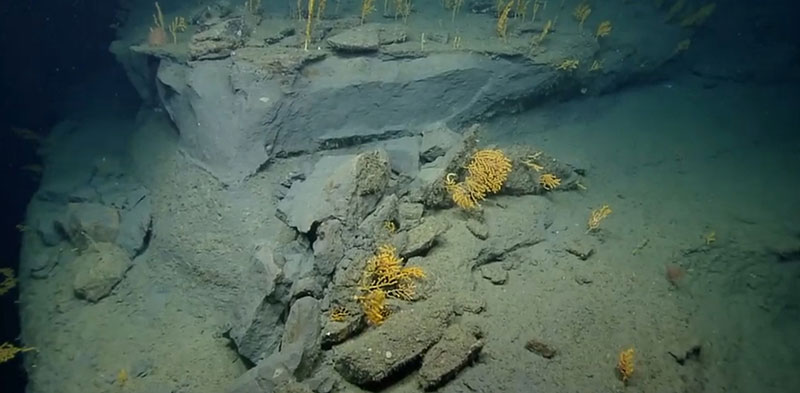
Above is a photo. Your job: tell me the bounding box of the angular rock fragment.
[333,302,452,387]
[418,324,484,391]
[73,242,131,302]
[401,216,450,258]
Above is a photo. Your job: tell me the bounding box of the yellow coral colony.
[497,0,514,41]
[168,16,187,44]
[531,0,542,23]
[0,268,16,296]
[555,59,579,71]
[329,306,350,322]
[316,0,327,20]
[538,173,561,190]
[304,0,316,50]
[0,342,35,364]
[394,0,412,23]
[149,1,166,44]
[595,20,612,39]
[445,149,513,209]
[445,174,480,210]
[445,0,464,23]
[573,1,591,32]
[245,0,261,14]
[355,245,426,325]
[617,347,635,383]
[586,204,612,232]
[680,3,716,27]
[532,19,553,46]
[361,0,376,24]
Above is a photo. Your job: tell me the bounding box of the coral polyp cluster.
[355,245,426,325]
[445,149,513,209]
[617,347,635,383]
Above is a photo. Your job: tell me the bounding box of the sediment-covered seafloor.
[13,1,800,393]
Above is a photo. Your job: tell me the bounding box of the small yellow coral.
[0,268,16,296]
[356,245,426,324]
[538,173,561,190]
[617,347,635,383]
[446,176,481,210]
[595,20,612,39]
[116,368,129,387]
[680,3,716,27]
[497,0,514,40]
[329,306,350,322]
[555,59,579,71]
[354,289,388,325]
[587,204,612,232]
[573,1,591,31]
[0,342,35,364]
[360,0,375,24]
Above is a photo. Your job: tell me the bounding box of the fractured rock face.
[281,297,322,378]
[276,151,390,234]
[189,18,247,60]
[63,202,121,247]
[418,324,485,391]
[228,243,289,363]
[333,301,453,387]
[73,242,131,302]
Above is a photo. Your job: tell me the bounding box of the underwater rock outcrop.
[333,301,453,387]
[276,150,390,233]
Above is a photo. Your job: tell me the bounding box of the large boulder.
[276,151,390,234]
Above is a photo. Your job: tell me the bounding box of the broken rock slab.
[62,202,120,248]
[280,297,321,379]
[228,242,290,364]
[401,216,450,258]
[418,324,484,391]
[327,24,380,53]
[276,151,390,233]
[333,301,453,388]
[73,242,131,302]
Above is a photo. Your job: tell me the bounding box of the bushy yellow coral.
[538,173,561,190]
[587,204,612,232]
[617,347,635,383]
[355,245,426,325]
[328,306,350,322]
[445,149,513,209]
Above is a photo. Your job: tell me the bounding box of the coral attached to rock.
[355,245,426,325]
[445,149,513,209]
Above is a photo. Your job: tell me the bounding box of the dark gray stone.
[333,302,452,387]
[397,202,424,230]
[401,216,449,258]
[229,243,288,363]
[420,126,459,163]
[157,57,282,184]
[281,297,321,378]
[326,25,380,53]
[276,151,390,234]
[418,324,484,391]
